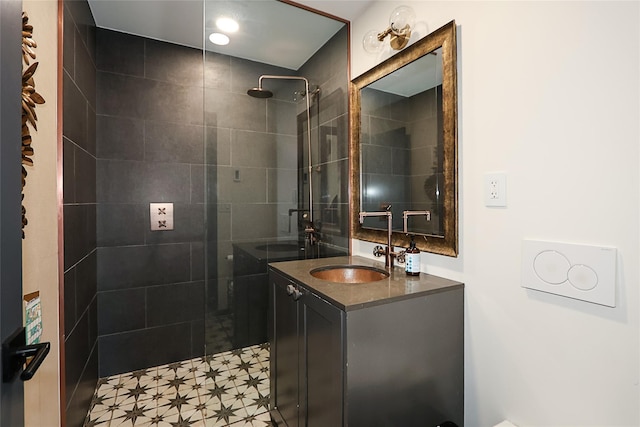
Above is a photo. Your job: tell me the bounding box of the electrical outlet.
[485,173,507,207]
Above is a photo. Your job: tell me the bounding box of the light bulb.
[389,5,415,34]
[362,29,383,54]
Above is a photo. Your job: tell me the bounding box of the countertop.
[233,240,347,263]
[269,255,464,311]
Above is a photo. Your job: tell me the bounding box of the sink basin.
[310,265,389,284]
[255,243,301,252]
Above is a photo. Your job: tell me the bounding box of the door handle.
[2,327,50,382]
[15,342,50,381]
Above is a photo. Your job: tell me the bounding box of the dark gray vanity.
[268,255,464,427]
[232,241,347,348]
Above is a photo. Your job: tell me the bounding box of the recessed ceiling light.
[216,17,239,33]
[209,33,230,46]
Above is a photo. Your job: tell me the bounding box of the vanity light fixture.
[362,5,416,54]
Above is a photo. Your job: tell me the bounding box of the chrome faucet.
[359,206,405,269]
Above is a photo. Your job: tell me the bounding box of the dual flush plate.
[521,239,617,307]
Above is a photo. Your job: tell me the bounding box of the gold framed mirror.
[349,20,458,256]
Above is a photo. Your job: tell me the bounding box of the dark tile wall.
[203,50,301,356]
[407,85,444,235]
[298,27,350,249]
[93,21,350,377]
[215,28,351,355]
[95,29,206,377]
[360,85,411,231]
[204,27,350,356]
[62,1,98,426]
[360,85,443,234]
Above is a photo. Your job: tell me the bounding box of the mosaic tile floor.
[85,343,273,427]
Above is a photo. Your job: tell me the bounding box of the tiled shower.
[62,1,349,425]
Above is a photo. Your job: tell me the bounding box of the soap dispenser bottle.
[405,235,421,276]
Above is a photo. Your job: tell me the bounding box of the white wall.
[350,2,639,426]
[22,0,61,425]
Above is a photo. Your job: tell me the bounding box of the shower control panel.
[150,203,174,231]
[521,239,617,307]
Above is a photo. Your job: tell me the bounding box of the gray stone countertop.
[269,255,464,311]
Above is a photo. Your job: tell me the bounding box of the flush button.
[150,203,174,231]
[567,264,598,291]
[522,240,616,307]
[533,250,570,285]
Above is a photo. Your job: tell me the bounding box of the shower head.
[247,87,273,98]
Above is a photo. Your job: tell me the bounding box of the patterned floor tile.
[204,399,248,426]
[84,343,272,427]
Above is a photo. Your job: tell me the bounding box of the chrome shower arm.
[251,74,315,228]
[258,75,309,92]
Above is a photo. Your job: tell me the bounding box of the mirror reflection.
[360,47,444,236]
[350,20,458,256]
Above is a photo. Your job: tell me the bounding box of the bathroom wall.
[62,0,99,425]
[211,25,350,351]
[206,52,300,326]
[21,1,61,425]
[360,85,442,234]
[94,28,316,373]
[299,26,350,249]
[351,2,639,426]
[95,29,206,377]
[360,86,411,230]
[204,25,349,353]
[407,86,443,235]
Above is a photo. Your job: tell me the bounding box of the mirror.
[350,20,458,256]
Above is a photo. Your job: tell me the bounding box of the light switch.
[150,203,174,231]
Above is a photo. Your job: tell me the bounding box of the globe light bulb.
[389,5,415,34]
[362,29,383,54]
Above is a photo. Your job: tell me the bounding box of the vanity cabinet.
[270,270,344,427]
[269,258,464,427]
[232,242,348,348]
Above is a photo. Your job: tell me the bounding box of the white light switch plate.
[521,239,617,307]
[150,203,174,231]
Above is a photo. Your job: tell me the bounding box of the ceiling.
[87,0,373,70]
[369,49,443,98]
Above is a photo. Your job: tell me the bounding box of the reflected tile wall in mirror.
[360,84,444,235]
